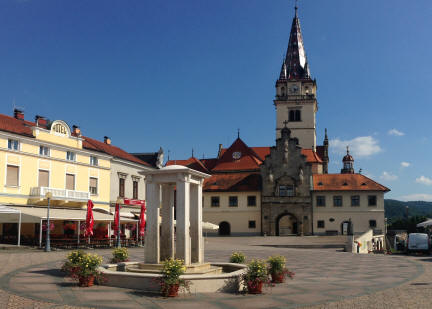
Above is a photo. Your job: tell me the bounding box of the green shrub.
[229,251,246,263]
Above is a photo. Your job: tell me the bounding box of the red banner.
[123,198,145,206]
[138,201,146,237]
[113,203,120,234]
[84,200,94,237]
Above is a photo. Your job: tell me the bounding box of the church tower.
[274,6,317,150]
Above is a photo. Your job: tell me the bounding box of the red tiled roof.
[204,172,261,192]
[0,114,35,137]
[212,138,263,172]
[301,149,322,163]
[82,136,151,167]
[313,174,390,192]
[165,157,209,173]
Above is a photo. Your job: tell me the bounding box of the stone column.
[190,181,203,264]
[176,177,191,265]
[144,180,161,264]
[160,184,175,261]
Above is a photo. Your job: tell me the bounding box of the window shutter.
[6,165,19,186]
[38,170,49,187]
[66,174,75,190]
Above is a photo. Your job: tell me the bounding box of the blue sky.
[0,0,431,201]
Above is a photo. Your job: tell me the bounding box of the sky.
[0,0,431,201]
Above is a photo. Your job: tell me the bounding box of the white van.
[406,233,430,253]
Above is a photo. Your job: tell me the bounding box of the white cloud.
[388,129,405,136]
[399,194,432,202]
[380,171,398,181]
[330,136,382,158]
[416,176,432,186]
[400,162,410,168]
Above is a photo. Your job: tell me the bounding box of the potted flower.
[111,247,129,263]
[230,251,246,264]
[242,259,269,294]
[158,258,189,297]
[75,253,103,287]
[61,250,86,279]
[267,255,295,283]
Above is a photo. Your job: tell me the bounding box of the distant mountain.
[385,199,432,222]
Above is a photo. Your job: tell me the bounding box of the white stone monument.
[140,165,210,265]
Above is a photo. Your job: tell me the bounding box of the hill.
[385,199,432,223]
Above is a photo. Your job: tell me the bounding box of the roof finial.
[237,128,240,139]
[295,0,299,17]
[192,148,194,158]
[346,145,350,154]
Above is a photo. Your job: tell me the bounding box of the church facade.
[167,7,389,236]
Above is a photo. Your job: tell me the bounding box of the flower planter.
[163,284,179,297]
[79,275,95,287]
[247,280,263,294]
[271,273,285,283]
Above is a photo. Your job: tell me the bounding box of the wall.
[312,191,385,235]
[203,191,261,235]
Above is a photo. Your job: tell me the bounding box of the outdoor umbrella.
[114,203,120,238]
[84,200,94,238]
[138,202,146,239]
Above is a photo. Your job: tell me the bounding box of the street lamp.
[116,197,123,248]
[45,191,53,252]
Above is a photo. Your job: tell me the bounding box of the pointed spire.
[237,128,240,139]
[324,128,328,145]
[278,4,311,81]
[192,148,194,158]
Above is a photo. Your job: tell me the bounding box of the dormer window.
[318,182,323,186]
[343,182,348,186]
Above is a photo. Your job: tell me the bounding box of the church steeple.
[274,5,317,150]
[278,5,311,81]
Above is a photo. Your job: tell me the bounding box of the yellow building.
[0,110,149,246]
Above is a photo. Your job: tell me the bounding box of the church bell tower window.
[289,110,301,122]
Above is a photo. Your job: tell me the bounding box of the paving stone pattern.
[0,237,428,308]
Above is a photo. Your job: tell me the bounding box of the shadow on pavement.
[30,268,65,278]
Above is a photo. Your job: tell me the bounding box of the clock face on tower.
[289,85,299,94]
[232,152,242,160]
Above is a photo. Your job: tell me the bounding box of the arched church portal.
[219,221,231,236]
[277,214,298,236]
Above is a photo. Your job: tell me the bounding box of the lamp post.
[45,191,53,252]
[116,197,123,248]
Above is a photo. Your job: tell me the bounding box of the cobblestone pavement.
[0,237,428,308]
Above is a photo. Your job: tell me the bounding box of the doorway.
[277,214,298,236]
[219,221,231,236]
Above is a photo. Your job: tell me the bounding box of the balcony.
[30,187,89,203]
[275,94,315,101]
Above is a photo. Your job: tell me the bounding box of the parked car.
[406,233,430,254]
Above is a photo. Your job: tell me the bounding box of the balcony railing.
[275,94,315,100]
[30,187,89,201]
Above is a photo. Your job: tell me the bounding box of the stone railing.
[30,186,89,201]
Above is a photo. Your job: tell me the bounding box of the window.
[369,220,377,228]
[133,180,138,199]
[368,195,377,206]
[38,170,49,187]
[289,110,301,122]
[66,151,76,161]
[66,174,75,190]
[6,165,19,186]
[229,196,238,207]
[333,196,342,207]
[247,196,256,206]
[317,220,325,228]
[8,139,19,151]
[351,195,360,207]
[119,178,125,197]
[39,146,50,156]
[316,196,326,207]
[279,185,294,197]
[90,156,98,166]
[248,220,256,229]
[211,196,220,207]
[89,177,98,195]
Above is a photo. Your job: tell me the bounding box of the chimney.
[104,136,111,145]
[72,125,81,136]
[35,115,48,128]
[14,109,24,120]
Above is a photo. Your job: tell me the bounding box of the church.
[167,6,389,236]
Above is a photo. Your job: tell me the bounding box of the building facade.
[167,6,389,236]
[0,110,153,245]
